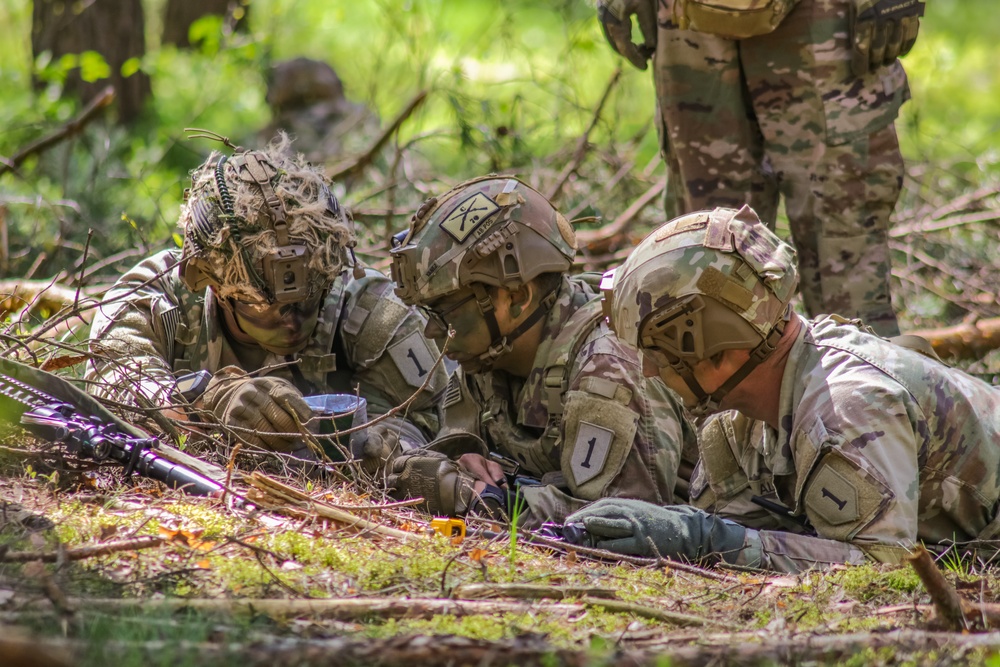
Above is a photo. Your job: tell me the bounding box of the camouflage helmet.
[389,176,576,306]
[603,206,798,413]
[178,134,356,305]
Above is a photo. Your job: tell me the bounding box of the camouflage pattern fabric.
[86,249,447,444]
[440,275,697,527]
[652,0,907,336]
[691,314,1000,572]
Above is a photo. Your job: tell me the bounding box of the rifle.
[0,357,224,497]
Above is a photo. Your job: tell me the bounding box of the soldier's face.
[231,291,323,354]
[420,289,496,372]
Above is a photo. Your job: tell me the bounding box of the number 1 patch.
[388,331,436,388]
[569,421,614,486]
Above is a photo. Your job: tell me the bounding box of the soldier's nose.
[424,317,447,339]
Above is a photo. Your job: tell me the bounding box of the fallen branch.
[59,595,728,628]
[327,90,428,182]
[451,582,617,600]
[247,473,425,541]
[0,279,104,319]
[0,86,116,178]
[546,67,623,204]
[905,545,967,630]
[908,317,1000,360]
[23,628,1000,667]
[576,176,667,254]
[0,535,163,563]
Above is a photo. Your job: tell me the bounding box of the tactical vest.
[464,277,607,477]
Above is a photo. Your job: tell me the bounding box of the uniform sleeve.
[550,332,694,511]
[739,527,871,573]
[337,270,448,441]
[795,381,924,564]
[85,251,184,408]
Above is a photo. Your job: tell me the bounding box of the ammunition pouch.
[673,0,801,40]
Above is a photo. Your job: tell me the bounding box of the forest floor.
[3,446,1000,667]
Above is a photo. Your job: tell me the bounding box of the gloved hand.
[850,0,924,77]
[597,0,657,70]
[567,498,748,564]
[385,451,478,516]
[199,366,311,452]
[360,422,406,476]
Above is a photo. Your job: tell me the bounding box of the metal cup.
[303,394,368,461]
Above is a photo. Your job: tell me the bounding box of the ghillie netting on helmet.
[179,133,355,303]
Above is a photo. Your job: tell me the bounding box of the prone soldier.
[385,176,697,527]
[86,134,448,461]
[568,206,1000,571]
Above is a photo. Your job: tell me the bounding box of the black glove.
[567,498,748,564]
[385,451,477,516]
[850,0,924,77]
[597,0,657,70]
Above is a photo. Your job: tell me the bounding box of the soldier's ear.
[508,282,533,312]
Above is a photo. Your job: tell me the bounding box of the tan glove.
[597,0,657,70]
[850,0,924,77]
[200,366,311,452]
[385,451,478,516]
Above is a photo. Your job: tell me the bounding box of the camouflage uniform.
[651,0,907,336]
[692,314,1000,572]
[390,176,696,524]
[577,206,1000,572]
[440,273,695,525]
[87,250,445,442]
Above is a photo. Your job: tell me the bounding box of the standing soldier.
[87,135,447,461]
[596,0,925,336]
[568,206,1000,572]
[386,176,696,527]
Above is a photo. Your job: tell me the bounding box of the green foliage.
[0,0,996,310]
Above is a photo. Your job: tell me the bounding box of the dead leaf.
[99,524,120,541]
[469,548,489,562]
[40,354,88,372]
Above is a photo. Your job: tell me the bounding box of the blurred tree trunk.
[31,0,151,124]
[162,0,250,48]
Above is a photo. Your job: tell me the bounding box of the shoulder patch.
[803,450,892,541]
[439,192,500,243]
[569,421,614,486]
[387,331,437,388]
[804,464,859,526]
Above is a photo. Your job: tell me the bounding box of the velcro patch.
[439,192,500,243]
[805,464,859,526]
[387,331,437,388]
[442,373,464,408]
[569,421,614,486]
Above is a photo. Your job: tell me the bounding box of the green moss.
[836,563,921,602]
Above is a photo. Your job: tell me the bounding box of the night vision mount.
[179,128,359,304]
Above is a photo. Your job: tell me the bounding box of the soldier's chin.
[455,356,488,374]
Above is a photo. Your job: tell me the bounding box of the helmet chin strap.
[470,283,558,371]
[669,318,787,418]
